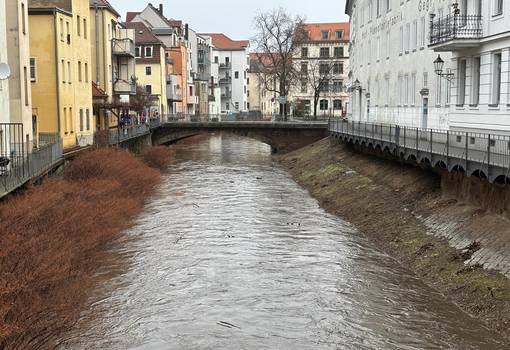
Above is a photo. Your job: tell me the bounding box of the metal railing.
[1,125,63,196]
[109,123,150,145]
[430,14,483,46]
[329,120,510,179]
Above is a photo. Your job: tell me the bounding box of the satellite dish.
[0,63,11,80]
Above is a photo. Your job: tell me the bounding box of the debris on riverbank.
[0,146,172,349]
[277,137,510,343]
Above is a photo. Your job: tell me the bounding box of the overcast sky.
[109,0,349,40]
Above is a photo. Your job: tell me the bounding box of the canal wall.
[0,146,173,349]
[278,137,510,342]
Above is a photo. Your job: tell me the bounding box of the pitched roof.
[89,0,120,17]
[126,11,140,22]
[28,0,72,12]
[92,82,108,99]
[201,33,249,50]
[125,21,162,45]
[301,22,350,42]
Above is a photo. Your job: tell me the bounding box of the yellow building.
[126,21,167,118]
[28,0,93,149]
[90,0,136,130]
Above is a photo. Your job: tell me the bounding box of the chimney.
[159,3,163,15]
[185,24,189,40]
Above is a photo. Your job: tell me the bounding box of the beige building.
[6,0,34,146]
[248,53,279,117]
[90,0,136,130]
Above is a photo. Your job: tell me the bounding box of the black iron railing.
[429,14,482,46]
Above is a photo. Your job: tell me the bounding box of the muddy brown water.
[57,134,505,349]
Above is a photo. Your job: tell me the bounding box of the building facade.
[29,0,94,149]
[292,22,350,118]
[346,0,453,129]
[90,0,136,130]
[0,2,10,126]
[247,53,279,116]
[201,33,249,114]
[429,0,510,134]
[126,21,167,118]
[6,0,34,146]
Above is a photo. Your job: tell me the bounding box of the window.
[301,62,308,74]
[86,109,90,131]
[61,59,65,83]
[320,80,329,92]
[332,81,343,92]
[84,18,87,39]
[84,63,88,82]
[235,71,239,79]
[405,23,410,53]
[321,31,329,40]
[301,47,308,58]
[301,80,308,93]
[23,67,29,106]
[333,63,343,74]
[214,56,219,63]
[79,109,84,132]
[30,58,36,82]
[399,26,403,54]
[66,21,70,44]
[235,102,239,110]
[146,85,152,94]
[320,63,330,75]
[60,19,64,41]
[319,99,329,110]
[494,0,503,16]
[420,16,426,48]
[412,20,417,51]
[333,100,342,110]
[135,46,141,57]
[386,30,390,58]
[77,15,81,36]
[411,73,416,106]
[145,46,153,57]
[457,59,467,105]
[69,107,73,133]
[67,61,71,83]
[471,57,480,106]
[492,52,502,105]
[63,108,68,133]
[334,47,343,58]
[146,66,152,75]
[21,3,26,35]
[78,61,82,82]
[320,47,330,58]
[335,30,343,39]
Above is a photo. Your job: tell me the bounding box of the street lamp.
[433,55,454,82]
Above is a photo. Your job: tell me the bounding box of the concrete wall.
[347,0,453,129]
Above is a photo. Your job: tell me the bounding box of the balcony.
[188,96,199,105]
[219,76,232,84]
[429,14,483,51]
[112,29,136,57]
[114,79,136,95]
[219,62,231,69]
[221,91,232,99]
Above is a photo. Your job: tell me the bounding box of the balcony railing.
[219,76,232,84]
[221,91,232,99]
[219,62,230,69]
[429,14,483,47]
[114,79,136,95]
[112,38,135,57]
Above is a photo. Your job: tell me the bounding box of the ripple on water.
[57,134,505,350]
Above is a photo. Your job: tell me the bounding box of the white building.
[200,33,249,114]
[346,0,453,129]
[0,1,9,126]
[292,22,350,118]
[430,0,510,134]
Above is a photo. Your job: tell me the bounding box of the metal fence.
[329,120,510,176]
[108,123,151,144]
[430,14,483,46]
[0,124,63,196]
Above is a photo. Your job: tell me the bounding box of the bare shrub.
[0,148,161,348]
[142,146,174,170]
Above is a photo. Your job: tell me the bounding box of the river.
[57,134,505,349]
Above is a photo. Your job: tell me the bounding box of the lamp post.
[433,55,454,82]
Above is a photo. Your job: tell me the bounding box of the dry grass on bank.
[142,145,175,170]
[0,146,171,349]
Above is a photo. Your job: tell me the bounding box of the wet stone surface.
[58,134,505,349]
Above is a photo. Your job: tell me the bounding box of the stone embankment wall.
[278,138,510,342]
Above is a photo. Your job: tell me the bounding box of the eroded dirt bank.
[277,137,510,343]
[0,146,173,349]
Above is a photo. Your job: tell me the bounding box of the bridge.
[329,120,510,184]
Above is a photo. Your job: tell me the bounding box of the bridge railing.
[329,119,510,173]
[108,123,151,145]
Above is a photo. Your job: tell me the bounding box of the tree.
[130,84,155,114]
[306,60,335,119]
[252,8,308,120]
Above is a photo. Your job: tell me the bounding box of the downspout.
[53,10,61,135]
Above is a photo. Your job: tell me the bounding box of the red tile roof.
[125,21,162,45]
[126,11,140,23]
[201,33,249,50]
[92,82,107,99]
[301,22,350,42]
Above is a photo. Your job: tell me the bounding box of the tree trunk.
[314,93,320,120]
